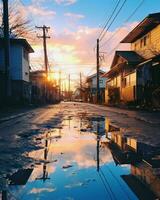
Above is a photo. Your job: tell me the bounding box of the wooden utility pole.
[36,25,50,102]
[80,72,82,100]
[96,39,100,104]
[36,25,50,74]
[3,0,11,101]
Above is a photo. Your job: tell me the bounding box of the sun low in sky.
[8,0,160,88]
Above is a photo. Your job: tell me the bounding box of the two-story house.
[86,70,107,103]
[0,38,34,104]
[105,13,160,107]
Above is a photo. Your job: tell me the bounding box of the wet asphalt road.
[0,102,160,168]
[0,102,160,199]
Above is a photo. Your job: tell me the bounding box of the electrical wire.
[100,168,118,200]
[100,0,145,49]
[106,165,132,200]
[100,0,127,42]
[98,0,122,40]
[98,172,114,200]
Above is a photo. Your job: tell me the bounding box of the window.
[126,75,130,87]
[124,73,136,87]
[117,76,121,87]
[140,34,149,48]
[134,43,137,50]
[143,36,147,46]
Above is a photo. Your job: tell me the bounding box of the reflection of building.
[8,169,33,185]
[105,119,160,199]
[0,38,34,104]
[30,70,59,104]
[0,168,33,200]
[131,162,160,198]
[105,13,160,107]
[122,161,160,200]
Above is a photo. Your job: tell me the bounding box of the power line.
[106,165,132,200]
[100,0,127,42]
[98,0,122,40]
[98,172,114,200]
[100,168,118,200]
[100,0,145,48]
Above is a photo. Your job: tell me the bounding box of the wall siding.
[0,43,30,82]
[131,24,160,59]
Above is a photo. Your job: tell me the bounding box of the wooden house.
[105,13,160,107]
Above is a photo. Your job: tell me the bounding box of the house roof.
[103,51,144,78]
[121,12,160,43]
[0,38,34,53]
[111,51,144,68]
[30,70,46,78]
[87,70,106,80]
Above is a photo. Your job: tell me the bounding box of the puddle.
[0,114,160,200]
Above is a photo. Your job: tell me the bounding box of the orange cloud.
[30,22,138,77]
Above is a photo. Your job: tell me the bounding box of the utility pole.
[36,25,50,74]
[3,0,11,102]
[59,70,61,101]
[80,72,82,100]
[68,74,71,101]
[36,25,50,102]
[96,39,100,104]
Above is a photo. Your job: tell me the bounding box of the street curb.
[85,103,160,125]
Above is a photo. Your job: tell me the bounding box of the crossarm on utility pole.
[35,25,50,74]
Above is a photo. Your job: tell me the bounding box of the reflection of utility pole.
[96,39,100,104]
[97,122,100,172]
[79,117,82,134]
[2,191,7,200]
[59,70,61,101]
[1,178,7,200]
[80,72,82,100]
[68,74,71,101]
[36,133,50,182]
[3,0,11,102]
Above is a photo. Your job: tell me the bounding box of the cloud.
[30,22,138,85]
[64,12,85,19]
[27,5,56,18]
[29,187,56,194]
[15,0,56,26]
[54,0,77,6]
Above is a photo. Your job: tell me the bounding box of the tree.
[0,0,35,41]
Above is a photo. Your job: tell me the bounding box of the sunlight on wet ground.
[0,108,160,200]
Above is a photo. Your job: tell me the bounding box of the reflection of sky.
[9,117,138,200]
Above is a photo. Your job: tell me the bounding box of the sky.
[7,0,160,87]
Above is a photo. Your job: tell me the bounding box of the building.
[86,70,107,103]
[105,13,160,107]
[30,70,59,104]
[0,38,34,104]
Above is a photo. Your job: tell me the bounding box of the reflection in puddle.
[0,115,159,200]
